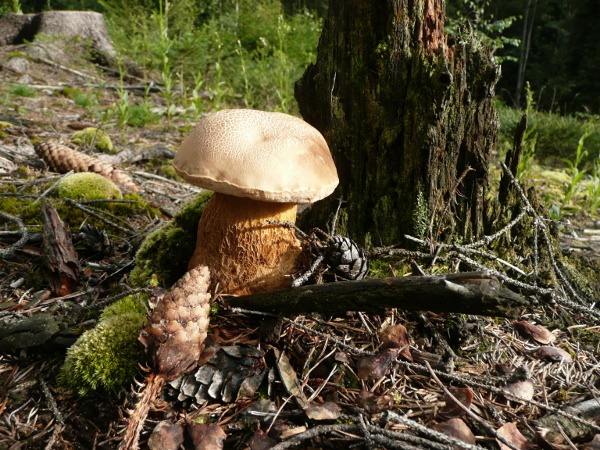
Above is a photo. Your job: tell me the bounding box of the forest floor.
[1,43,599,450]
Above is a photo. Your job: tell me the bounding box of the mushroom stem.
[189,192,302,295]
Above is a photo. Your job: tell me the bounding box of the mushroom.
[173,109,338,295]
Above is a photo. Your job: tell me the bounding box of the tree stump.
[0,11,117,66]
[295,0,500,246]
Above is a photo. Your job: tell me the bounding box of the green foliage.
[71,127,115,153]
[57,173,122,200]
[100,293,148,321]
[60,310,146,396]
[515,84,538,180]
[100,0,321,114]
[9,83,37,98]
[60,87,97,109]
[130,191,212,287]
[445,0,519,62]
[562,130,589,207]
[497,103,600,163]
[587,159,600,215]
[127,103,160,128]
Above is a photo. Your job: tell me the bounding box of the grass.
[100,0,321,117]
[9,83,37,98]
[497,101,600,164]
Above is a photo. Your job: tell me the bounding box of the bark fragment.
[41,199,80,296]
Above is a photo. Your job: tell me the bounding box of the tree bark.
[295,0,500,247]
[228,272,528,318]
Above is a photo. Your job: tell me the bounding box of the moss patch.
[60,309,146,396]
[57,173,122,201]
[130,191,213,287]
[71,127,115,153]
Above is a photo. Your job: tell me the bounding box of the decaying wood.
[295,0,500,245]
[121,266,212,450]
[228,271,528,318]
[535,398,600,442]
[0,302,81,352]
[34,141,139,192]
[41,199,80,296]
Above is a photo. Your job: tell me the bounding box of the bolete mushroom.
[173,109,338,295]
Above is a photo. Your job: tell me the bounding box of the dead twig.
[63,198,134,234]
[0,210,30,258]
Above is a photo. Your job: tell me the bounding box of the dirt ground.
[1,42,599,450]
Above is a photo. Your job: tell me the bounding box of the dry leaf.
[147,421,184,450]
[532,346,572,363]
[582,434,600,450]
[439,387,473,418]
[305,401,341,421]
[503,380,534,401]
[356,390,394,414]
[249,429,277,450]
[432,418,476,448]
[380,323,413,361]
[274,348,309,408]
[496,422,535,450]
[357,348,401,380]
[187,423,227,450]
[514,321,555,344]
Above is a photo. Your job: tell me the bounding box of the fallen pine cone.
[120,265,213,450]
[139,265,212,380]
[34,141,138,192]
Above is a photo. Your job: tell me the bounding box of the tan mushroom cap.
[173,109,338,203]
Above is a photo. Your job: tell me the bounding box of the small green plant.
[154,0,176,118]
[236,39,252,108]
[61,87,96,109]
[517,84,538,180]
[586,157,600,215]
[562,130,589,207]
[9,83,37,98]
[113,60,131,127]
[127,103,159,127]
[190,72,206,120]
[274,13,293,112]
[71,127,115,153]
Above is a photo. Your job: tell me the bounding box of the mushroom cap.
[173,109,339,203]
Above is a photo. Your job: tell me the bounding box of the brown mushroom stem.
[189,192,302,295]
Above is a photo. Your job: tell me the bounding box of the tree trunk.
[295,0,500,247]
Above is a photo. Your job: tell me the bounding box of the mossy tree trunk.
[295,0,500,246]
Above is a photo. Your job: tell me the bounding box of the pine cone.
[324,235,369,280]
[34,141,138,192]
[138,266,212,381]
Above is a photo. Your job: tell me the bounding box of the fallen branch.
[228,271,528,318]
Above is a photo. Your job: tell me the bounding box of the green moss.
[71,127,115,153]
[60,312,146,396]
[368,257,411,278]
[0,121,13,132]
[100,294,148,321]
[130,191,213,287]
[57,173,122,201]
